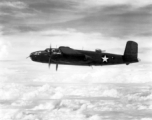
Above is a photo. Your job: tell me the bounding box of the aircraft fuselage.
[30,49,134,66]
[29,41,139,70]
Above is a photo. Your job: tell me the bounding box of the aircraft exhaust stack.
[123,41,139,64]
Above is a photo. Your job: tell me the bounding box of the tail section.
[123,41,138,64]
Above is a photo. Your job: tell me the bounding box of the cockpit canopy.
[44,48,61,54]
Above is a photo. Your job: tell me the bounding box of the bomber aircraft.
[29,41,139,71]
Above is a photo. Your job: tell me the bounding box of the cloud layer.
[0,59,152,120]
[0,82,152,120]
[0,0,152,38]
[0,33,10,59]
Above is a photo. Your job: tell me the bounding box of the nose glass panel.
[30,51,43,56]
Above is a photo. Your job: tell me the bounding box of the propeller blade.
[48,57,51,68]
[50,44,52,49]
[56,64,58,71]
[26,56,30,59]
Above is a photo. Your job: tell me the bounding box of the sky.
[0,0,152,120]
[0,0,152,61]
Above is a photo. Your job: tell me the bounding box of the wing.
[59,46,85,57]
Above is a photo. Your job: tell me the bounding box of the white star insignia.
[102,55,109,62]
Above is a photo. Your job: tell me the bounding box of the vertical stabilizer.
[123,41,138,63]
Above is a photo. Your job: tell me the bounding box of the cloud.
[59,5,152,38]
[0,0,83,35]
[0,0,152,38]
[26,0,76,11]
[88,115,101,120]
[32,102,55,110]
[0,32,10,59]
[0,1,27,9]
[62,65,152,83]
[0,40,8,59]
[79,0,152,8]
[0,109,19,120]
[141,118,152,120]
[1,82,152,120]
[0,83,26,100]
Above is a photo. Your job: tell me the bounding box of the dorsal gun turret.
[95,49,105,53]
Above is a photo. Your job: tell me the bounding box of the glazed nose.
[29,52,38,61]
[30,52,36,57]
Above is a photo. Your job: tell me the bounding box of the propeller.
[48,44,59,71]
[48,57,52,68]
[48,44,52,68]
[56,64,58,71]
